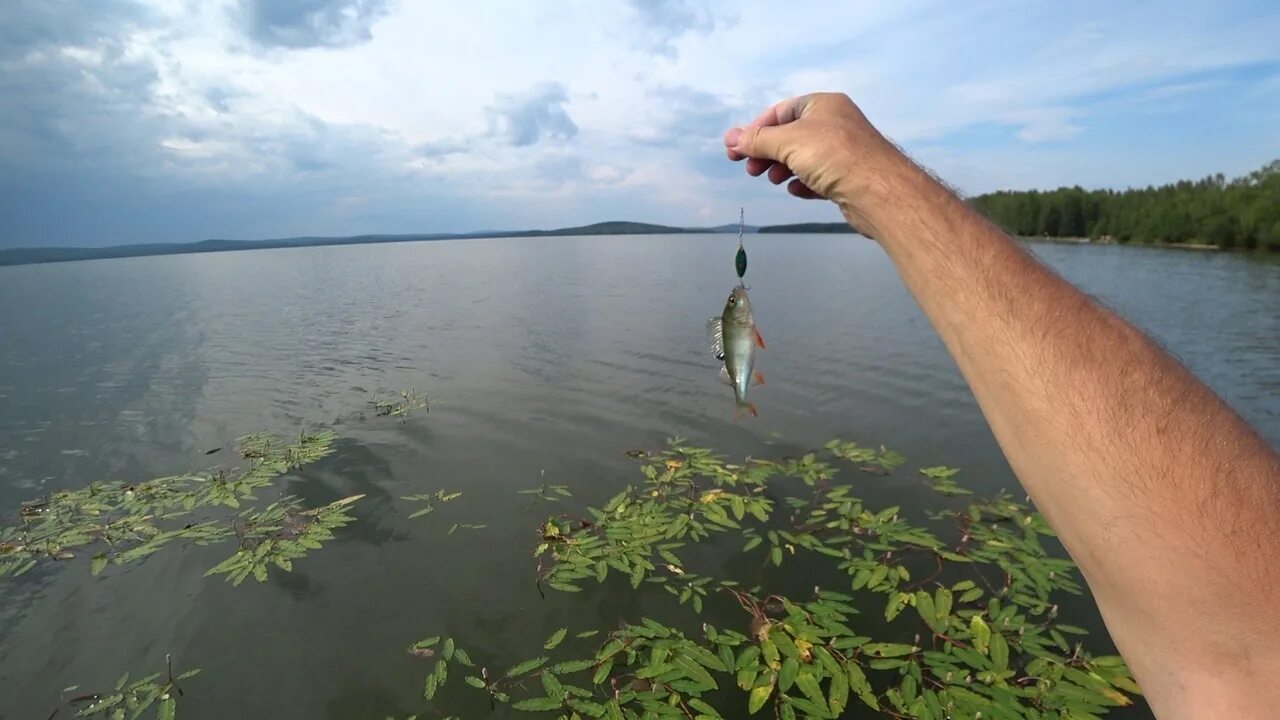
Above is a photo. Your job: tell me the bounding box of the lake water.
[0,235,1276,718]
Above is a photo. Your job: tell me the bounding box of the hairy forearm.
[857,159,1280,715]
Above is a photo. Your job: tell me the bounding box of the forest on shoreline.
[970,160,1280,252]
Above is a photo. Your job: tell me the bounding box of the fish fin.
[734,402,759,420]
[717,366,734,387]
[706,317,725,359]
[753,327,766,349]
[752,371,765,386]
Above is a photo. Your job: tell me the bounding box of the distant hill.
[0,221,713,267]
[699,223,759,233]
[757,222,855,234]
[0,220,863,267]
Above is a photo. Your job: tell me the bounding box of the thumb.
[725,123,793,162]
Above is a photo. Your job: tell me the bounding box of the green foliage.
[1,431,351,583]
[27,426,1142,718]
[54,656,198,719]
[518,471,573,501]
[504,439,1141,717]
[402,489,463,519]
[371,388,429,419]
[202,494,363,585]
[971,159,1280,250]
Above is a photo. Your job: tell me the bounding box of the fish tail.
[735,400,758,419]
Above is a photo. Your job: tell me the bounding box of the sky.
[1,0,1278,248]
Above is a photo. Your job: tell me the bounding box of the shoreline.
[1017,236,1221,252]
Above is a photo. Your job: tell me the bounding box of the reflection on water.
[0,235,1275,717]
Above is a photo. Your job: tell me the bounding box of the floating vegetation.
[203,493,363,586]
[50,655,198,720]
[448,522,487,535]
[372,388,429,419]
[518,471,573,501]
[407,635,472,701]
[17,419,1142,718]
[497,439,1141,717]
[403,489,463,519]
[0,430,355,584]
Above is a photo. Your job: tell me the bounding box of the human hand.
[724,93,908,237]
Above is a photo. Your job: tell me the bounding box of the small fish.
[707,286,766,417]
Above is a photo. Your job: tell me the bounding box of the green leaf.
[748,682,773,714]
[541,670,564,699]
[591,659,613,685]
[673,654,718,690]
[794,671,825,706]
[778,658,798,692]
[551,659,595,674]
[868,564,889,588]
[862,643,916,658]
[443,637,456,661]
[157,697,176,720]
[465,676,486,688]
[933,588,953,626]
[915,591,938,632]
[90,553,109,577]
[507,656,550,677]
[828,662,849,715]
[544,628,568,650]
[689,697,723,719]
[970,615,991,655]
[770,546,783,566]
[846,661,878,710]
[990,632,1009,672]
[512,697,564,711]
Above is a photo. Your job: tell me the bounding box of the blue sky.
[1,0,1278,248]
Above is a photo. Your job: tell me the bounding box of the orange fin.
[753,327,766,349]
[752,371,765,386]
[734,402,759,420]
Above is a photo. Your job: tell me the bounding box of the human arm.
[724,93,1280,719]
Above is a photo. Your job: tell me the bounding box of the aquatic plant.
[371,387,430,419]
[48,655,198,720]
[9,415,1142,718]
[0,430,358,584]
[482,439,1142,718]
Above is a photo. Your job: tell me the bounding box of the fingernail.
[725,127,743,148]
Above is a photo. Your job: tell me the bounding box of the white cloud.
[1,0,1279,246]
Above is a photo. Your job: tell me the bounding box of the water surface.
[1,235,1276,718]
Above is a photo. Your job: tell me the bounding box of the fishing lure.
[735,207,748,281]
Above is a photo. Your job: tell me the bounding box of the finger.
[746,158,773,176]
[729,123,794,162]
[751,95,813,128]
[787,178,823,200]
[767,162,794,185]
[725,95,812,160]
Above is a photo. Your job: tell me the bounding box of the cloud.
[1006,108,1083,143]
[485,83,578,147]
[236,0,389,49]
[1,0,1279,247]
[628,0,716,57]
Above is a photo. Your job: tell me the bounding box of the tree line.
[970,159,1280,251]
